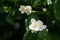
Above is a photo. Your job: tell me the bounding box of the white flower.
[25,6,32,15]
[43,8,47,12]
[37,20,47,31]
[19,5,26,14]
[46,29,48,32]
[47,0,52,5]
[29,18,39,32]
[29,18,47,33]
[19,5,32,15]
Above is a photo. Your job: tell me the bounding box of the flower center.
[33,22,37,27]
[21,7,26,11]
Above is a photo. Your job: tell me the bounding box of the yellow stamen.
[33,22,37,27]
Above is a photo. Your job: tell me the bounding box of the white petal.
[21,12,25,14]
[26,10,32,15]
[37,20,43,25]
[20,5,25,8]
[39,26,44,31]
[29,24,39,31]
[19,5,26,14]
[31,18,36,24]
[35,27,39,31]
[29,24,34,30]
[43,25,47,29]
[26,5,32,10]
[26,5,32,14]
[20,6,26,11]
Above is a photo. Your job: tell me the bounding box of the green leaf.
[6,15,16,25]
[50,32,60,40]
[32,0,42,7]
[23,31,38,40]
[0,12,7,25]
[15,13,27,20]
[23,30,50,40]
[23,31,31,40]
[37,30,50,40]
[54,0,60,22]
[53,0,60,27]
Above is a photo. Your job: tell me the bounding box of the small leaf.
[23,30,50,40]
[23,31,38,40]
[32,0,42,7]
[6,15,16,25]
[37,30,50,40]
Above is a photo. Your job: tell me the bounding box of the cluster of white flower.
[29,18,47,33]
[19,5,32,15]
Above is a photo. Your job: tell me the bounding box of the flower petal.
[26,5,32,14]
[35,27,39,31]
[26,6,32,10]
[43,25,47,29]
[26,10,32,15]
[37,20,43,25]
[29,24,39,31]
[29,24,34,30]
[31,18,36,24]
[19,5,26,14]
